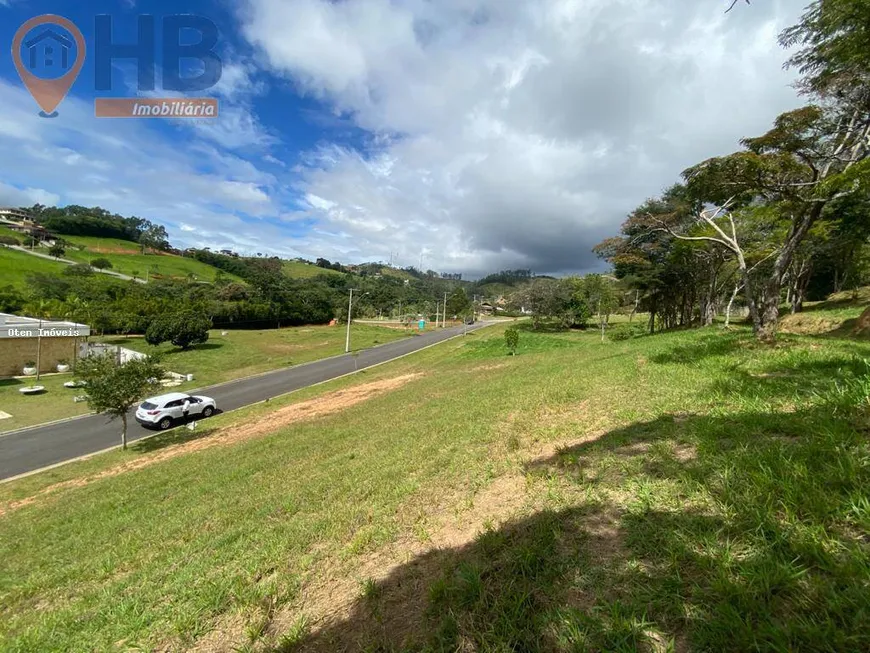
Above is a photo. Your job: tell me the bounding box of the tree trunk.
[755,204,825,342]
[725,282,742,329]
[121,413,128,450]
[758,275,783,343]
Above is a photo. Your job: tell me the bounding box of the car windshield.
[140,402,157,410]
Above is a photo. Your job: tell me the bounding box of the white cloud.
[241,0,806,275]
[0,78,300,257]
[0,182,61,207]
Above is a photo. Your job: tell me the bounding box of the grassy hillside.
[2,301,868,650]
[0,246,70,288]
[780,287,870,337]
[282,259,343,279]
[0,225,23,243]
[62,236,238,282]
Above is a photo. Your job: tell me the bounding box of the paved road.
[0,322,493,481]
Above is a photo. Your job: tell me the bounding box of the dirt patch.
[0,373,423,518]
[467,362,510,373]
[83,245,139,255]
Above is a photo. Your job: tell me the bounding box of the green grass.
[0,246,70,288]
[0,225,23,243]
[281,259,343,279]
[61,236,237,282]
[96,323,414,386]
[0,376,91,433]
[1,311,869,651]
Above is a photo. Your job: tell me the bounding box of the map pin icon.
[12,15,86,118]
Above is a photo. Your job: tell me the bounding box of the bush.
[48,243,66,258]
[504,326,519,355]
[0,235,19,246]
[90,257,113,270]
[64,264,95,277]
[608,323,648,341]
[146,310,211,350]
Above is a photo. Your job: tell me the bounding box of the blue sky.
[0,0,807,276]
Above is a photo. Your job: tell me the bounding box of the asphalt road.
[0,321,493,481]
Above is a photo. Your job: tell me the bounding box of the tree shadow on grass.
[272,401,868,652]
[649,331,756,365]
[131,423,220,454]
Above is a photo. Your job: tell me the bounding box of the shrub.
[48,243,66,258]
[64,264,95,277]
[0,235,19,246]
[608,323,647,341]
[504,326,519,355]
[146,310,211,350]
[90,257,113,270]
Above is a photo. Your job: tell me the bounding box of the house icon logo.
[12,15,86,118]
[25,29,74,71]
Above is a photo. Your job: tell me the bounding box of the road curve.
[0,322,494,481]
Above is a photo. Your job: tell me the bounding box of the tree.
[510,278,572,329]
[780,0,870,108]
[683,105,870,340]
[581,275,618,342]
[75,353,165,449]
[91,257,113,270]
[446,288,472,319]
[145,310,211,350]
[138,223,169,254]
[504,326,519,356]
[48,243,65,259]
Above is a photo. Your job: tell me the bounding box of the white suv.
[135,392,217,430]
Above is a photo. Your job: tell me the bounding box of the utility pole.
[443,291,448,327]
[345,288,355,353]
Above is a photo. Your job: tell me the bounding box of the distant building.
[0,208,35,223]
[0,313,91,378]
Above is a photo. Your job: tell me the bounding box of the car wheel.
[202,406,214,418]
[158,417,173,430]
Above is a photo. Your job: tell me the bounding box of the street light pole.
[444,291,448,328]
[345,288,355,353]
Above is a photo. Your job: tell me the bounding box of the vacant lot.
[0,246,69,288]
[1,306,868,651]
[62,236,235,282]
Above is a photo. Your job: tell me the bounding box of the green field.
[0,225,23,243]
[0,376,92,433]
[96,323,413,385]
[1,299,868,651]
[62,236,236,282]
[282,259,343,279]
[0,246,70,288]
[0,324,414,433]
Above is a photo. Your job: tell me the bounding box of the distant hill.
[282,259,343,279]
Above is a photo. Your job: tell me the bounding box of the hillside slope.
[0,246,71,288]
[1,305,868,650]
[62,236,238,282]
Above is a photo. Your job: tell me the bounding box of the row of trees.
[595,1,870,341]
[25,204,170,253]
